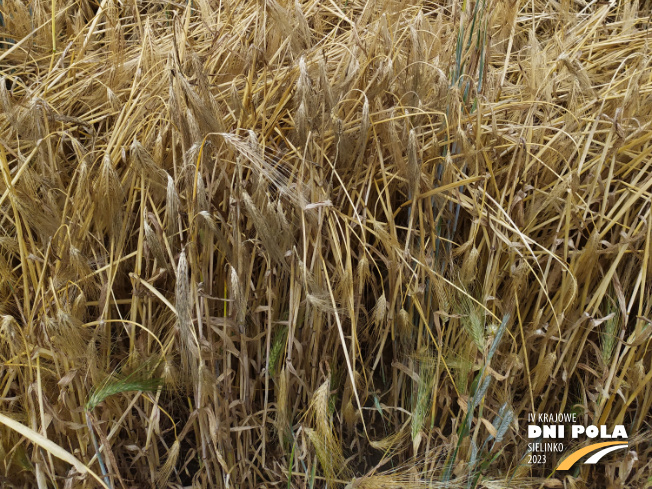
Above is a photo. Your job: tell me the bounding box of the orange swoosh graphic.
[556,441,627,471]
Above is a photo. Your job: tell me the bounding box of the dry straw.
[1,0,652,487]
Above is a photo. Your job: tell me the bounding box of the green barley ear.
[468,439,479,474]
[86,362,163,412]
[495,408,513,444]
[449,353,474,395]
[472,375,491,407]
[411,360,433,453]
[488,403,514,450]
[84,361,164,489]
[269,325,288,376]
[487,314,509,364]
[460,295,485,352]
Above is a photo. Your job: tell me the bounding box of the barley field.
[0,0,651,487]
